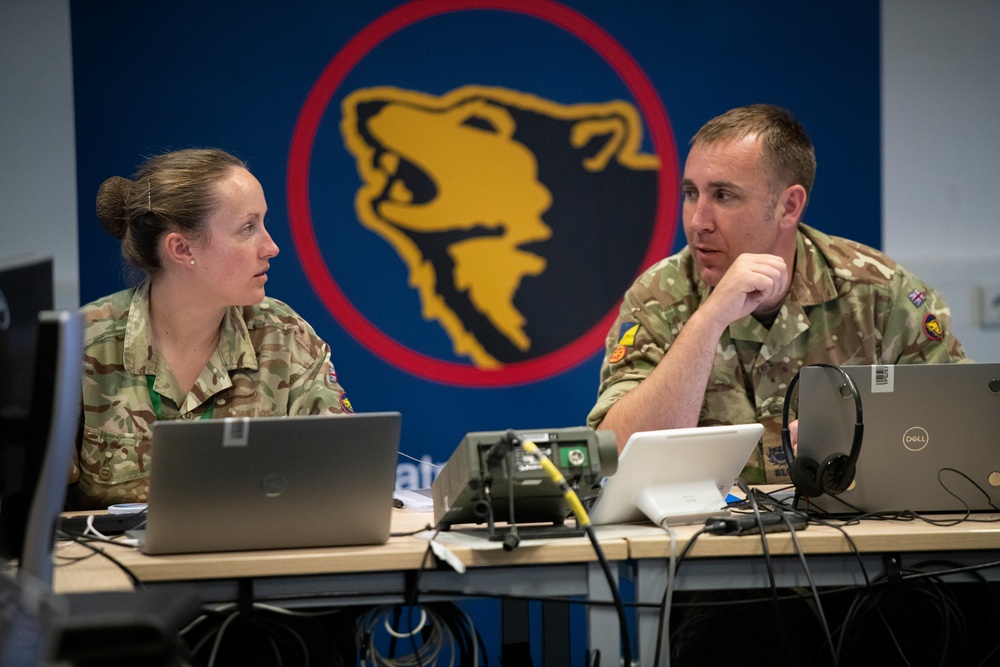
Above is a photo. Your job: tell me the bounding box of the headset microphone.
[782,363,864,498]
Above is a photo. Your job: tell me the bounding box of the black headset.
[781,363,864,498]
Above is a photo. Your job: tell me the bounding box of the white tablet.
[589,423,764,527]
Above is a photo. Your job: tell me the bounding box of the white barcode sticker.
[223,418,250,447]
[871,365,894,393]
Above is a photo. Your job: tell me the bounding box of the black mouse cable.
[789,506,887,663]
[781,511,839,667]
[932,467,1000,524]
[736,478,805,665]
[735,479,780,595]
[63,535,142,589]
[652,524,709,667]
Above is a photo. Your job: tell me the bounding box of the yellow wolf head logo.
[341,85,658,368]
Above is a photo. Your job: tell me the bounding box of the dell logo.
[260,474,288,498]
[903,426,929,452]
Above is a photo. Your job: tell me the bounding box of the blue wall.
[71,0,880,481]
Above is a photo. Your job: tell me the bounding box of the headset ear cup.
[820,453,856,495]
[790,456,826,498]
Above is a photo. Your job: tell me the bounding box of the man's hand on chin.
[702,253,790,328]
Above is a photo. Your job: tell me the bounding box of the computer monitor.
[0,256,54,526]
[0,257,82,587]
[0,256,53,435]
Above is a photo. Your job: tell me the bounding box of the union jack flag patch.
[908,289,926,307]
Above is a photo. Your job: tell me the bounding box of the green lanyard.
[147,375,215,421]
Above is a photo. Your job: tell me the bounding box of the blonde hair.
[95,148,247,277]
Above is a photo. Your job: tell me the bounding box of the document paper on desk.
[797,363,1000,514]
[137,412,401,555]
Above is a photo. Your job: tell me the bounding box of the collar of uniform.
[691,247,714,306]
[728,314,768,342]
[217,306,259,372]
[749,225,837,359]
[721,226,835,354]
[152,305,259,412]
[124,281,259,378]
[148,333,240,413]
[123,280,158,376]
[787,223,839,307]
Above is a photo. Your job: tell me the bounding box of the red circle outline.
[288,0,677,387]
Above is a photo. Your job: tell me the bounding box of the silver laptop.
[136,412,401,555]
[589,423,765,527]
[797,364,1000,514]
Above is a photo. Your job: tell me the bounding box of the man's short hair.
[692,104,817,197]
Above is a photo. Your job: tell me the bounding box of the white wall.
[2,0,998,359]
[882,0,1000,361]
[0,0,78,309]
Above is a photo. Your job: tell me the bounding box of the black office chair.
[55,587,202,667]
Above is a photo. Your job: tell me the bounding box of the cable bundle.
[355,603,483,667]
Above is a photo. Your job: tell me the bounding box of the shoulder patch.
[922,312,943,341]
[617,322,639,346]
[609,322,639,363]
[609,345,627,363]
[908,289,926,308]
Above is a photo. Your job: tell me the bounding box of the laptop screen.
[141,412,402,554]
[796,363,1000,515]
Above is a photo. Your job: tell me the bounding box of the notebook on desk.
[135,412,401,555]
[588,423,765,527]
[796,363,1000,515]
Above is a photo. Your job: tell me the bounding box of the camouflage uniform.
[67,281,352,510]
[587,223,967,484]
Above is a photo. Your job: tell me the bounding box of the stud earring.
[190,259,195,266]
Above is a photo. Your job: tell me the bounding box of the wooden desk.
[54,510,629,600]
[54,508,1000,665]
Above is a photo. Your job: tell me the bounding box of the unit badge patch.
[922,313,943,341]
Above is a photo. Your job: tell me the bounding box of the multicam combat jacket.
[67,281,352,509]
[587,223,967,484]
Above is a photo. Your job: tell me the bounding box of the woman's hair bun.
[95,175,132,240]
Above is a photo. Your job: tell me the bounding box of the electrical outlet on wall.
[977,285,1000,328]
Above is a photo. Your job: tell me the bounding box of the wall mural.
[72,0,880,487]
